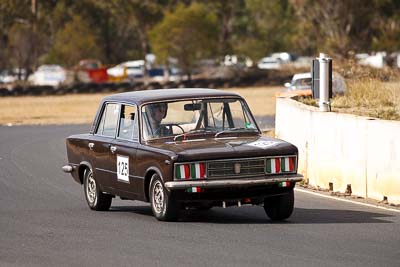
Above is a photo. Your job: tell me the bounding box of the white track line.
[295,188,400,214]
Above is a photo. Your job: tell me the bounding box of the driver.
[147,102,171,137]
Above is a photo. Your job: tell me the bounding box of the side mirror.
[284,82,291,88]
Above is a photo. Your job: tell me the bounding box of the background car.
[107,60,145,79]
[29,65,66,87]
[257,57,282,70]
[278,72,346,98]
[284,72,312,91]
[0,68,27,83]
[276,72,312,98]
[257,52,294,70]
[76,59,108,83]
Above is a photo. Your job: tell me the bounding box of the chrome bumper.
[164,174,303,190]
[62,165,74,173]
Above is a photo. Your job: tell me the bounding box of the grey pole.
[319,53,330,112]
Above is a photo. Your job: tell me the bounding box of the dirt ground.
[0,86,282,126]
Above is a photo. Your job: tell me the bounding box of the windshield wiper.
[173,129,215,141]
[214,128,258,138]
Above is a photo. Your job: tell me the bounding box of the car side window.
[118,104,138,140]
[96,103,120,137]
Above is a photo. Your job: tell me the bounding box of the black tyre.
[83,168,112,211]
[264,189,294,221]
[149,173,178,221]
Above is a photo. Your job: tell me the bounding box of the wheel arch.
[144,166,164,202]
[78,161,93,184]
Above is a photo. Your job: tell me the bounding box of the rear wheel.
[83,168,112,211]
[150,174,178,221]
[264,189,294,221]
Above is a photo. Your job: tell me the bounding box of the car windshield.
[141,98,259,141]
[292,78,311,88]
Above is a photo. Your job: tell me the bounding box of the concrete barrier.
[276,97,400,205]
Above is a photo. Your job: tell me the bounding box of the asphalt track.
[0,125,399,267]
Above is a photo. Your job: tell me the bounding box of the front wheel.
[150,174,178,221]
[264,189,294,221]
[83,168,112,211]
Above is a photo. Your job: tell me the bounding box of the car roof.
[122,60,145,67]
[292,72,311,80]
[102,88,241,105]
[260,57,279,62]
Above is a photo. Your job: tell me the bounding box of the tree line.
[1,0,399,76]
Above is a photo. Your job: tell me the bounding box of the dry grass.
[0,86,281,125]
[295,96,318,107]
[334,59,400,81]
[0,94,107,125]
[296,65,400,121]
[331,79,400,120]
[225,86,281,116]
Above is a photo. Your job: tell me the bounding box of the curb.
[295,187,400,214]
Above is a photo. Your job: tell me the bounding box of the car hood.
[147,135,298,162]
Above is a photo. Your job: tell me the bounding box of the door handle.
[88,143,94,150]
[110,146,117,154]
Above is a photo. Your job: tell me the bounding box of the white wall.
[275,97,400,204]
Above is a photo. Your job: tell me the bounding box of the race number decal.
[117,155,129,182]
[246,140,278,149]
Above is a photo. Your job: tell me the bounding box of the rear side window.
[96,103,120,137]
[118,104,138,140]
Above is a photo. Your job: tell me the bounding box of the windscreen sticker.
[117,155,129,182]
[246,140,279,149]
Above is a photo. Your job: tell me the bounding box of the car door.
[92,102,120,192]
[109,104,140,198]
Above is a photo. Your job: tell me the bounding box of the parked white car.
[279,72,346,97]
[284,72,312,91]
[276,72,312,97]
[356,52,386,69]
[223,55,253,67]
[29,65,66,87]
[270,52,292,63]
[257,57,282,70]
[107,60,144,78]
[0,68,27,83]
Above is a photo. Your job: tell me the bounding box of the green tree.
[372,17,400,53]
[46,15,103,67]
[7,22,45,77]
[0,0,30,69]
[203,0,244,56]
[149,3,218,79]
[371,0,400,53]
[0,0,54,72]
[233,0,295,61]
[292,0,377,57]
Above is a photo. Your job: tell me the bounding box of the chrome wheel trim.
[153,181,164,214]
[86,172,97,204]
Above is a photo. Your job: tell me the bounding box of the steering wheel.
[154,124,185,136]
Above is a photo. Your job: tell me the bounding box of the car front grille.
[207,158,266,178]
[174,156,297,180]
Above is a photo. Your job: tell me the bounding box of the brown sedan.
[62,88,303,221]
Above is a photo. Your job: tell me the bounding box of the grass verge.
[297,79,400,120]
[0,86,281,125]
[331,79,400,120]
